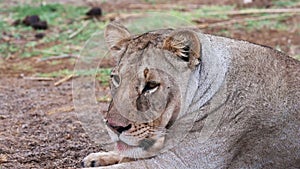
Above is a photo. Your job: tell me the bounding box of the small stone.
[23,15,40,26]
[12,19,21,26]
[31,21,48,30]
[86,7,102,17]
[35,33,45,39]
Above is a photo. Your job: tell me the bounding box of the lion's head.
[103,22,201,158]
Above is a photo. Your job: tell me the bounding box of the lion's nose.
[107,122,132,134]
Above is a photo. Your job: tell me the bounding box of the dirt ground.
[0,0,299,169]
[0,78,103,168]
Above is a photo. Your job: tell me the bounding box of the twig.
[68,20,89,39]
[128,3,185,10]
[38,50,60,55]
[101,13,145,22]
[197,13,294,29]
[54,74,75,86]
[23,77,54,81]
[0,154,8,163]
[209,8,300,16]
[47,105,74,115]
[37,54,78,62]
[97,96,111,103]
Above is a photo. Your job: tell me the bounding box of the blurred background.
[0,0,299,168]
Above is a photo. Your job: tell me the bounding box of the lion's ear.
[104,22,130,51]
[163,30,201,69]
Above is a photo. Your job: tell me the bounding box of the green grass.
[293,54,300,60]
[142,0,157,4]
[12,63,34,72]
[37,68,111,86]
[2,3,294,59]
[48,60,63,65]
[96,68,111,86]
[123,5,235,33]
[37,69,72,77]
[0,3,106,59]
[233,14,290,31]
[37,68,109,76]
[168,5,234,21]
[0,20,7,31]
[1,2,299,78]
[0,43,19,55]
[272,0,299,7]
[166,5,295,34]
[11,4,87,25]
[216,29,231,37]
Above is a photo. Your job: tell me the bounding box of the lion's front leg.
[82,157,155,169]
[82,150,190,169]
[81,151,132,167]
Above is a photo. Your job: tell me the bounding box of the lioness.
[82,22,300,169]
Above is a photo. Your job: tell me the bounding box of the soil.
[0,0,299,169]
[202,16,300,55]
[0,78,103,168]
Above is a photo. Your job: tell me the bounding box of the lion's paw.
[81,151,121,167]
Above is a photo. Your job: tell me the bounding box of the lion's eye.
[142,81,160,94]
[111,74,120,87]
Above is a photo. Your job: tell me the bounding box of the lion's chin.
[116,141,132,151]
[116,137,165,158]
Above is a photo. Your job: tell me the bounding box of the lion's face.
[103,23,201,158]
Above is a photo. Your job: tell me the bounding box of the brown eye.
[142,81,160,93]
